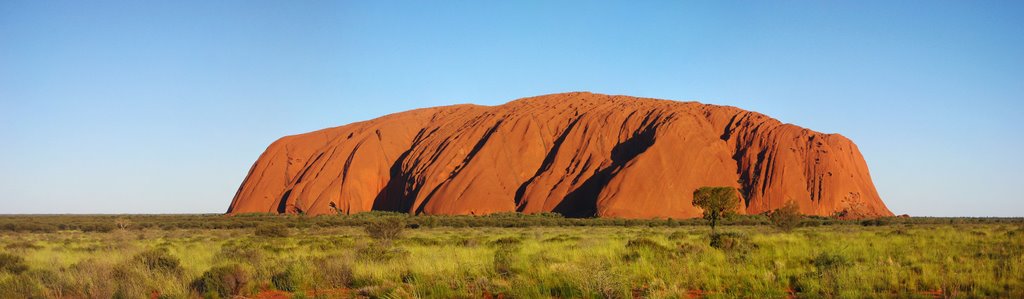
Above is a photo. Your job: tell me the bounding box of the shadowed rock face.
[228,92,892,218]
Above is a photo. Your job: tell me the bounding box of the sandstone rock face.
[228,92,892,218]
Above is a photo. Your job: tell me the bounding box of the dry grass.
[0,217,1021,298]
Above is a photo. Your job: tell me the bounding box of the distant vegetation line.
[0,212,1020,233]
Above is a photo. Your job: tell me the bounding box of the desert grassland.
[0,218,1022,299]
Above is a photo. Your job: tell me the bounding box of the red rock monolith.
[227,92,892,218]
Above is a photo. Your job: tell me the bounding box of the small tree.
[115,217,131,231]
[692,186,740,233]
[769,200,803,231]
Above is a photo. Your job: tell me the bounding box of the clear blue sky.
[1,1,1021,216]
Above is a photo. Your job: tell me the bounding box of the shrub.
[31,269,73,298]
[811,252,849,297]
[666,231,689,240]
[311,256,353,289]
[80,223,116,233]
[623,237,675,262]
[110,264,150,298]
[356,245,408,262]
[769,201,803,231]
[677,242,704,257]
[448,236,484,247]
[132,248,182,273]
[271,265,302,292]
[811,252,849,274]
[254,224,291,238]
[493,242,520,277]
[543,234,582,242]
[1008,226,1024,237]
[709,232,747,251]
[5,241,42,251]
[0,273,43,298]
[69,259,118,298]
[218,242,264,265]
[488,236,522,247]
[570,261,624,298]
[404,237,442,246]
[364,218,405,241]
[192,264,249,298]
[0,222,58,233]
[0,252,29,274]
[625,237,670,252]
[860,217,894,226]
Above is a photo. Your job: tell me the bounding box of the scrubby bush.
[811,252,850,297]
[493,242,520,277]
[1008,226,1024,237]
[666,231,689,240]
[5,241,42,251]
[69,259,118,298]
[364,218,405,241]
[132,248,182,273]
[0,252,29,274]
[310,256,353,290]
[769,201,803,231]
[80,223,116,233]
[218,242,264,265]
[567,261,624,298]
[720,214,772,226]
[623,237,675,261]
[676,241,704,257]
[543,234,582,242]
[811,252,850,273]
[254,224,291,238]
[625,237,670,252]
[449,236,484,247]
[0,273,43,298]
[191,264,249,298]
[356,245,408,262]
[709,232,747,251]
[488,236,522,247]
[860,217,895,226]
[404,237,442,246]
[271,265,303,292]
[0,222,57,233]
